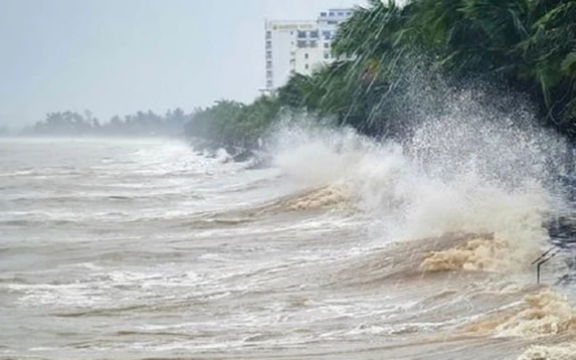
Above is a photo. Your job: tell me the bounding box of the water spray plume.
[267,77,568,275]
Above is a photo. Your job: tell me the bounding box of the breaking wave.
[462,288,576,337]
[266,93,563,255]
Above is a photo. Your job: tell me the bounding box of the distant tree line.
[184,0,576,151]
[20,108,190,137]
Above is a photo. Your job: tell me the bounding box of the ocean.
[1,126,575,359]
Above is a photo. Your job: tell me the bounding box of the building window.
[266,31,271,39]
[266,41,272,49]
[329,11,334,16]
[324,53,330,59]
[297,40,307,48]
[305,64,309,69]
[347,11,352,16]
[324,42,330,48]
[338,12,344,16]
[305,53,309,59]
[266,50,272,59]
[297,30,307,39]
[266,70,272,77]
[320,12,327,17]
[323,31,332,40]
[309,41,317,48]
[267,80,273,88]
[328,20,337,25]
[309,30,319,38]
[266,60,272,68]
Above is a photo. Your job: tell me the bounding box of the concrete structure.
[264,8,353,93]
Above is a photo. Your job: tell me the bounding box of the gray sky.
[0,0,365,127]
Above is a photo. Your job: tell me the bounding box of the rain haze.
[0,0,364,128]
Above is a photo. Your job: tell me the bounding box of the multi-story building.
[264,8,353,93]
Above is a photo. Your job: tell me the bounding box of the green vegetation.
[22,109,189,137]
[184,0,576,150]
[184,98,281,150]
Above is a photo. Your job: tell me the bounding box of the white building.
[264,8,353,93]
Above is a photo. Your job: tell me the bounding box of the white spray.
[266,86,568,272]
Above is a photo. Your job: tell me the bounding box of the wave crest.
[463,288,576,338]
[419,234,541,273]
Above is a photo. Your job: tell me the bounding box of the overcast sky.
[0,0,365,127]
